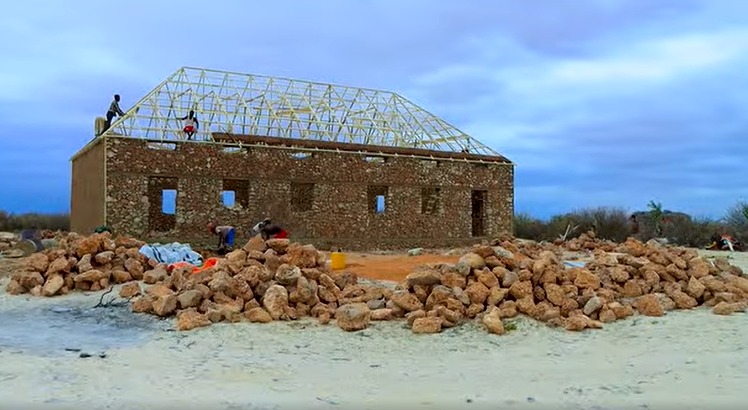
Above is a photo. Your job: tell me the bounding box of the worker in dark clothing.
[178,110,199,140]
[104,94,126,132]
[208,222,236,254]
[250,218,289,240]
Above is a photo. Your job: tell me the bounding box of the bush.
[664,216,721,248]
[546,207,632,243]
[0,210,70,232]
[724,201,748,242]
[513,213,547,241]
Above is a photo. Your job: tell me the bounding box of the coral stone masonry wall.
[70,137,106,234]
[73,135,514,250]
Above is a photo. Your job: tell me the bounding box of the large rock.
[177,290,203,309]
[152,295,177,317]
[262,285,289,320]
[243,236,267,253]
[17,271,45,289]
[335,303,371,331]
[583,296,603,316]
[573,269,601,290]
[390,290,423,312]
[245,307,274,323]
[370,308,394,321]
[465,282,491,305]
[5,280,26,295]
[458,253,486,269]
[124,258,144,279]
[74,235,101,258]
[26,253,49,272]
[686,276,706,299]
[176,309,211,331]
[275,264,302,285]
[440,271,466,289]
[635,294,664,317]
[285,244,318,268]
[412,317,442,334]
[94,251,115,265]
[687,258,711,279]
[119,282,141,298]
[41,275,64,297]
[482,308,506,335]
[405,267,442,287]
[76,254,94,273]
[266,238,291,253]
[713,301,747,315]
[143,268,167,284]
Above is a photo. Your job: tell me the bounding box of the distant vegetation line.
[2,200,748,248]
[0,211,70,232]
[514,201,748,247]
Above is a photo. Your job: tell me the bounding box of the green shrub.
[724,201,748,242]
[546,207,631,242]
[513,213,547,241]
[664,216,721,248]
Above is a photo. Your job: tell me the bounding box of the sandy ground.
[333,251,461,282]
[0,250,747,409]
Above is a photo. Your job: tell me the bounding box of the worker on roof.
[178,110,199,140]
[104,94,126,133]
[250,218,289,240]
[208,222,236,253]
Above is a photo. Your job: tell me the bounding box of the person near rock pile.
[207,222,236,253]
[250,218,289,240]
[707,233,742,251]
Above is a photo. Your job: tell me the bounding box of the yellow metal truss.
[104,67,500,156]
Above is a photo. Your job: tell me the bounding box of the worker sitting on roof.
[178,110,199,140]
[250,218,289,240]
[208,222,236,253]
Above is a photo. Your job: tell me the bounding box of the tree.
[647,200,664,236]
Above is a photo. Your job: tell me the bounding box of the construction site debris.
[4,231,748,335]
[5,232,146,296]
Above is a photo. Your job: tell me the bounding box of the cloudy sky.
[1,0,747,219]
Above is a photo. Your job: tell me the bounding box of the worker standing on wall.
[104,94,126,132]
[208,222,236,254]
[178,110,199,140]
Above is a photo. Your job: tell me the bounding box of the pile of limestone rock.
[390,236,748,335]
[5,231,748,335]
[0,232,18,253]
[123,235,394,331]
[5,232,147,296]
[125,233,748,334]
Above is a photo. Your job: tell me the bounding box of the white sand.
[1,250,747,409]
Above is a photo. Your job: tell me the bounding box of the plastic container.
[330,251,346,270]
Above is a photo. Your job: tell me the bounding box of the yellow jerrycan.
[330,248,346,270]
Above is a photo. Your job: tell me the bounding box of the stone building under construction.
[70,67,514,250]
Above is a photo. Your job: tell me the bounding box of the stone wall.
[70,138,106,234]
[100,136,514,250]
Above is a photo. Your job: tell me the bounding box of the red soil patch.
[336,253,460,283]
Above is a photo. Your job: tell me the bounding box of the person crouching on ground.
[208,222,236,254]
[250,218,289,240]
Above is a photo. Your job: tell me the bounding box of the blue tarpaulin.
[563,261,587,268]
[139,242,203,266]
